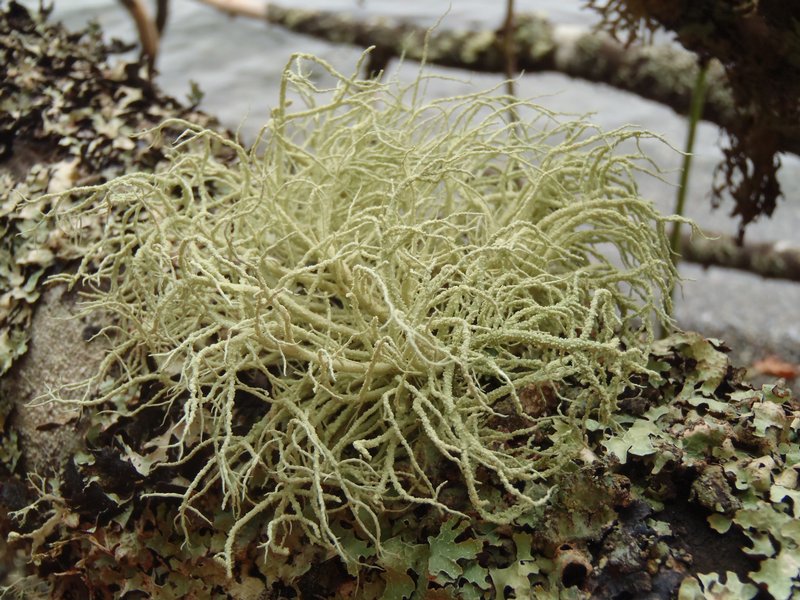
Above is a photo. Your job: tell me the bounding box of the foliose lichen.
[0,0,215,378]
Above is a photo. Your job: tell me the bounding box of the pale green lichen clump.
[52,54,680,573]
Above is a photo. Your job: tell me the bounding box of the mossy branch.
[193,0,799,158]
[679,232,800,282]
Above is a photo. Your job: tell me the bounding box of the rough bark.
[195,0,799,159]
[0,285,106,475]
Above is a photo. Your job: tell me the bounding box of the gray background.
[23,0,800,370]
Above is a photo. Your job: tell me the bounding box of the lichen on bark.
[2,5,798,599]
[45,50,681,575]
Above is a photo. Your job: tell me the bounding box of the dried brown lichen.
[587,0,800,237]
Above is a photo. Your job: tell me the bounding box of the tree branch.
[193,0,800,157]
[681,232,800,282]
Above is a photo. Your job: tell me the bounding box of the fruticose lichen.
[4,8,799,596]
[46,52,680,575]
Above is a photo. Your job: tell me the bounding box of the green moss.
[49,52,680,575]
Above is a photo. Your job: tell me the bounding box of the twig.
[670,63,708,265]
[196,0,266,19]
[680,232,800,282]
[190,1,800,158]
[155,0,170,35]
[502,0,518,93]
[118,0,159,72]
[502,0,521,129]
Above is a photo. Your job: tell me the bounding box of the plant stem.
[670,63,708,266]
[503,0,520,126]
[662,62,707,336]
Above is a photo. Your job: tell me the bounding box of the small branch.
[502,0,518,89]
[670,62,709,265]
[119,0,159,70]
[155,0,170,35]
[502,0,520,126]
[196,0,266,19]
[681,232,800,282]
[192,1,800,157]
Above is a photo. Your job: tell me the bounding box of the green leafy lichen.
[616,338,800,600]
[427,517,483,583]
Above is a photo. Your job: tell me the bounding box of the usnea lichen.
[50,53,681,573]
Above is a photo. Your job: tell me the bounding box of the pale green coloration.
[49,53,680,575]
[678,571,759,599]
[427,517,483,582]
